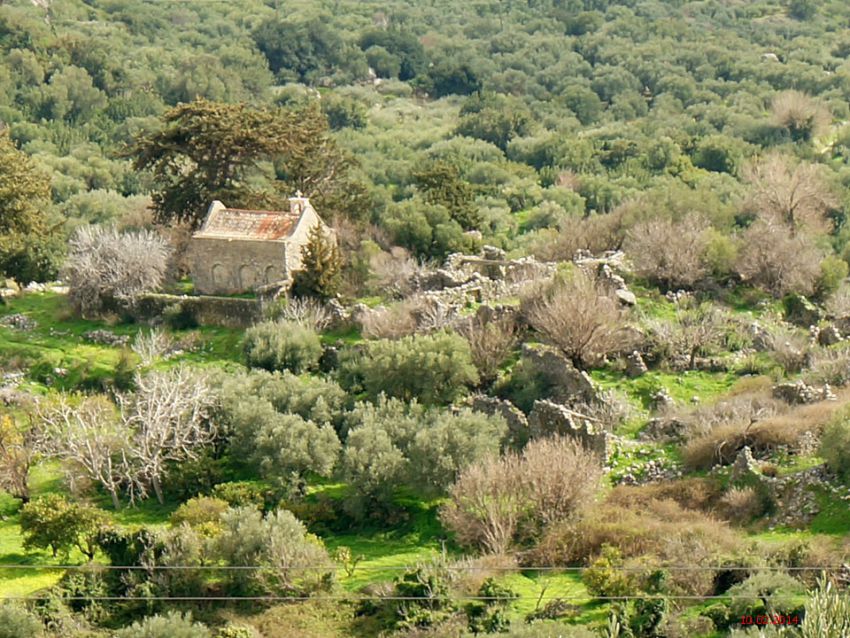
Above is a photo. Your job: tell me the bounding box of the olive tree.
[341,332,479,405]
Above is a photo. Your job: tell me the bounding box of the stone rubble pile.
[83,329,130,347]
[772,380,836,405]
[0,313,36,331]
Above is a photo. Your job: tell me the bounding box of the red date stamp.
[740,615,800,626]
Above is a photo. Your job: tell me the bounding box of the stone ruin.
[728,446,838,528]
[412,246,558,307]
[471,395,529,449]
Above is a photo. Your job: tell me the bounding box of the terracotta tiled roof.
[195,206,301,241]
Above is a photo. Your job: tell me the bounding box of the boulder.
[625,351,648,378]
[528,400,611,462]
[615,289,637,306]
[639,417,689,443]
[783,294,820,327]
[730,446,760,482]
[818,325,842,346]
[520,343,599,405]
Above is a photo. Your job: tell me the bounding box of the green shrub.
[243,321,322,374]
[0,604,42,638]
[216,507,333,596]
[340,332,478,405]
[820,409,850,483]
[726,572,805,620]
[115,612,210,638]
[466,578,519,634]
[170,497,229,530]
[582,545,640,598]
[211,481,268,510]
[816,255,849,300]
[20,495,107,560]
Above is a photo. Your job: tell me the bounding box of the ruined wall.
[124,293,262,329]
[189,238,287,295]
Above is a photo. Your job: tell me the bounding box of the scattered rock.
[624,351,648,378]
[482,245,506,261]
[639,417,689,443]
[748,321,773,352]
[650,388,675,412]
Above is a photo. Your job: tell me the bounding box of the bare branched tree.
[273,297,333,331]
[625,214,711,290]
[36,396,127,509]
[736,219,823,297]
[119,367,217,504]
[440,453,526,555]
[359,299,420,340]
[522,269,630,368]
[744,153,838,235]
[646,301,730,369]
[62,226,170,318]
[131,328,174,367]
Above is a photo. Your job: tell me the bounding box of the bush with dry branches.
[440,436,603,554]
[271,296,333,331]
[131,328,174,367]
[456,315,519,385]
[522,269,631,368]
[736,220,824,297]
[62,225,170,318]
[625,214,712,290]
[367,247,426,298]
[529,212,625,262]
[645,302,730,370]
[682,396,844,470]
[771,90,831,142]
[530,487,743,596]
[359,300,420,340]
[743,153,837,235]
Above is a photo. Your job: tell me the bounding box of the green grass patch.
[810,488,850,535]
[591,368,736,409]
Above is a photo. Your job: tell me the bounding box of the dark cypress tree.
[292,225,342,299]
